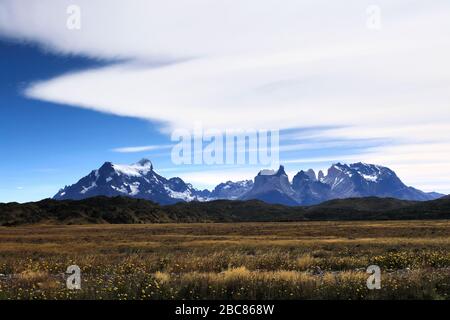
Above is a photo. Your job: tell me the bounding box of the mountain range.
[53,159,444,206]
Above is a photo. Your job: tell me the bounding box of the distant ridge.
[1,195,449,226]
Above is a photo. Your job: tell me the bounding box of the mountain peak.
[293,170,310,180]
[136,158,153,168]
[318,170,325,181]
[258,169,276,176]
[294,169,317,181]
[258,165,286,177]
[53,159,443,206]
[305,169,317,181]
[98,161,115,174]
[276,165,287,176]
[332,162,347,169]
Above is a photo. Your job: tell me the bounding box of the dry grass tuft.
[0,220,448,300]
[17,270,49,285]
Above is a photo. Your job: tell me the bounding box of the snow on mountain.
[54,159,444,206]
[54,159,209,204]
[259,169,276,176]
[322,162,440,202]
[210,180,253,200]
[241,162,443,206]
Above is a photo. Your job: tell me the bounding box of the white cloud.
[171,167,259,190]
[1,0,420,59]
[1,0,450,192]
[111,144,172,153]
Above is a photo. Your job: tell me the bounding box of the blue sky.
[1,0,449,202]
[0,39,372,202]
[0,41,174,201]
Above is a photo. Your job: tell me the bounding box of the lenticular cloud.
[2,0,450,191]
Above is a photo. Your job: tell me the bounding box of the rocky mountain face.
[240,166,299,206]
[54,159,251,204]
[54,159,208,205]
[291,170,331,205]
[322,163,435,201]
[54,159,444,206]
[239,162,443,205]
[210,180,254,200]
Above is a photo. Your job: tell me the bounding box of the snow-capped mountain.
[239,162,443,206]
[322,162,436,201]
[210,180,254,200]
[54,159,209,204]
[54,159,444,206]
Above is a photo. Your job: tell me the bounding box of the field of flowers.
[0,220,449,300]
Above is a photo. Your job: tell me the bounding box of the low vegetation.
[0,220,449,300]
[1,195,450,226]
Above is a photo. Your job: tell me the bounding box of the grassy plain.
[0,220,449,300]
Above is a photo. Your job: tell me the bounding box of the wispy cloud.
[111,144,172,153]
[1,0,449,192]
[284,155,363,165]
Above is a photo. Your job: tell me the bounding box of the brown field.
[0,220,449,300]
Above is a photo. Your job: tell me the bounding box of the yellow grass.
[0,220,448,300]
